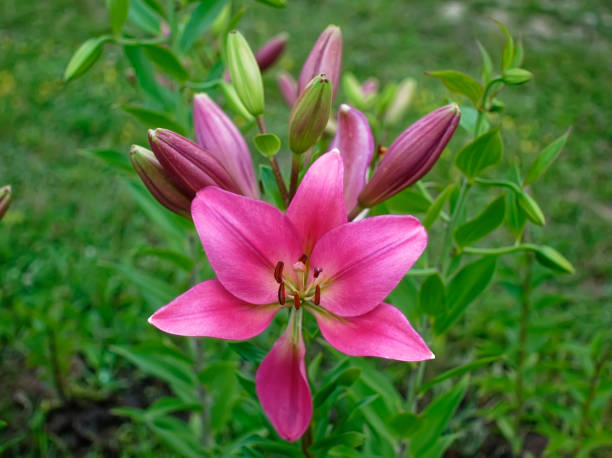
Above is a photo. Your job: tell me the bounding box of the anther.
[314,285,321,305]
[278,283,286,305]
[293,292,301,310]
[274,261,284,283]
[314,267,323,278]
[299,254,308,263]
[378,145,388,156]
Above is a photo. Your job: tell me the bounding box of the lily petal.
[287,150,346,254]
[192,187,303,304]
[330,104,374,213]
[312,303,434,361]
[256,327,312,442]
[149,280,279,339]
[310,215,427,316]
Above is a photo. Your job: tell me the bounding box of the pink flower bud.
[330,104,374,213]
[361,78,379,97]
[358,104,461,207]
[0,185,11,221]
[298,25,342,98]
[255,32,288,72]
[130,145,191,218]
[277,71,297,107]
[148,128,240,198]
[193,93,259,198]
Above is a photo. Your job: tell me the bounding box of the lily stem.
[256,115,289,205]
[301,422,314,458]
[289,153,301,200]
[439,178,470,274]
[515,250,532,443]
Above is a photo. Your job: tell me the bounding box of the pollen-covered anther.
[293,292,301,310]
[314,285,321,305]
[274,261,284,283]
[313,267,323,278]
[293,261,306,272]
[278,283,286,305]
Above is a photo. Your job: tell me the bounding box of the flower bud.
[193,93,259,198]
[0,185,12,221]
[277,71,298,107]
[288,74,332,154]
[255,32,288,72]
[130,145,191,218]
[148,128,238,198]
[330,104,374,213]
[298,25,342,98]
[517,190,545,226]
[226,30,265,116]
[384,78,416,125]
[361,78,379,97]
[359,104,460,207]
[219,81,253,121]
[534,245,574,274]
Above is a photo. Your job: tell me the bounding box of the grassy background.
[1,0,610,455]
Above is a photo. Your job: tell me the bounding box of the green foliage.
[455,128,503,180]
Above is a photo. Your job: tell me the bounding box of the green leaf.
[150,415,205,458]
[426,70,483,106]
[259,164,285,209]
[143,45,189,82]
[254,0,287,8]
[458,105,489,136]
[124,45,169,108]
[64,36,112,82]
[311,432,365,454]
[146,397,202,418]
[419,273,446,317]
[454,194,506,246]
[419,356,502,393]
[253,133,281,158]
[434,257,496,334]
[179,0,227,52]
[228,341,266,363]
[141,0,166,18]
[534,246,574,274]
[409,377,468,457]
[389,412,421,438]
[128,0,160,35]
[385,189,431,214]
[502,68,532,85]
[314,367,362,405]
[524,128,571,185]
[423,183,455,229]
[83,148,132,172]
[122,105,186,134]
[455,128,503,180]
[476,40,493,83]
[494,19,514,72]
[109,0,130,34]
[111,345,198,401]
[199,361,239,430]
[511,40,524,68]
[100,260,176,305]
[132,247,194,271]
[505,190,526,238]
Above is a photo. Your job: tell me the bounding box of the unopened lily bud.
[255,33,288,71]
[384,78,416,125]
[298,25,342,98]
[148,128,238,198]
[359,104,460,207]
[226,30,265,116]
[219,81,253,121]
[361,78,379,97]
[130,145,191,218]
[193,93,259,198]
[277,71,298,107]
[289,74,332,154]
[0,185,11,221]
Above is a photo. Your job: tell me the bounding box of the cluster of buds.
[130,24,459,225]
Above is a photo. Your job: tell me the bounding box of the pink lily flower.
[148,151,433,441]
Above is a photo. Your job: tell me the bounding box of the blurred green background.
[1,0,610,456]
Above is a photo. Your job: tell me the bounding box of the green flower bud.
[517,190,545,226]
[288,74,332,154]
[226,30,265,116]
[534,245,574,274]
[502,68,532,85]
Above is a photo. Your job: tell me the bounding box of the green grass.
[1,0,611,455]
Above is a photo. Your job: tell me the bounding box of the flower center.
[274,256,322,308]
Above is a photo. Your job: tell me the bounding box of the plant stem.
[256,115,289,205]
[439,178,470,273]
[462,244,539,256]
[406,317,430,412]
[289,153,301,200]
[301,422,314,458]
[405,268,439,277]
[48,328,67,402]
[348,204,364,221]
[577,345,610,440]
[515,251,532,438]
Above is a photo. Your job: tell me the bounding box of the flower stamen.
[278,283,286,305]
[314,285,321,305]
[274,261,284,283]
[313,267,323,278]
[293,292,301,310]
